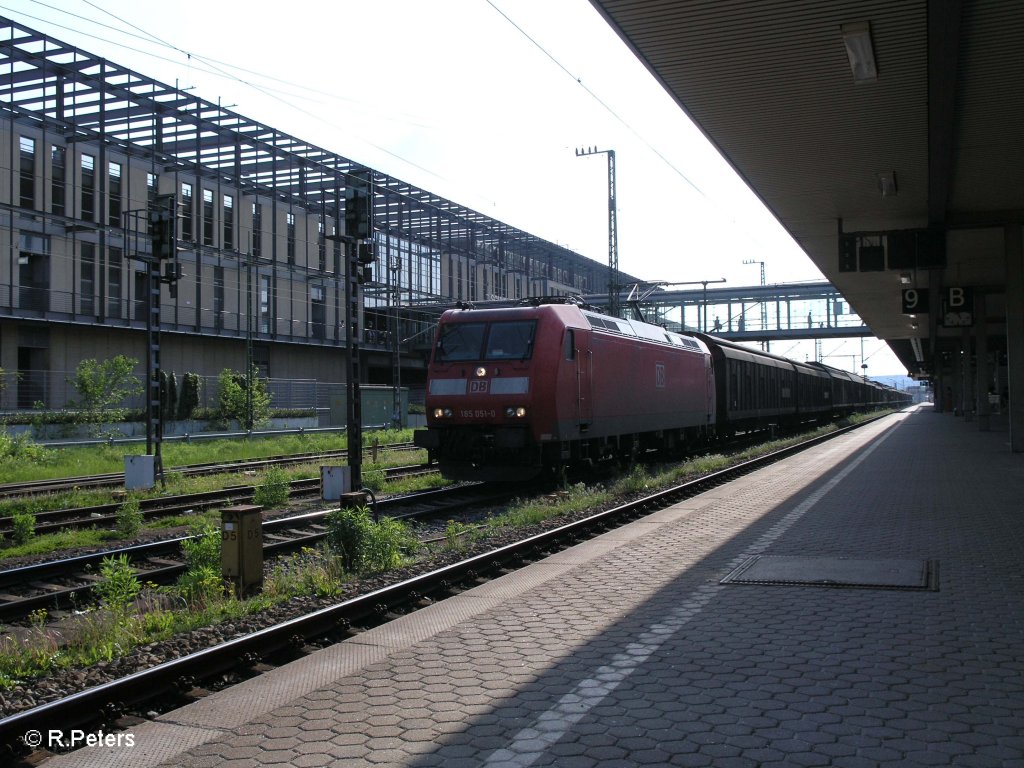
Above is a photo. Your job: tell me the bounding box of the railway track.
[0,412,897,756]
[0,483,516,624]
[0,463,436,537]
[0,442,419,500]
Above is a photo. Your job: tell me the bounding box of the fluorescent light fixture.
[911,337,924,363]
[878,171,897,197]
[842,22,878,83]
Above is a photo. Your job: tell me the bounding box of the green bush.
[360,467,387,493]
[181,520,220,572]
[11,512,35,546]
[217,367,271,429]
[177,373,201,420]
[0,432,50,463]
[365,517,418,571]
[325,506,372,573]
[324,506,417,574]
[69,355,143,423]
[159,371,179,422]
[94,554,141,614]
[269,408,316,419]
[445,519,469,551]
[253,467,290,508]
[177,520,223,606]
[115,497,144,540]
[3,409,148,426]
[176,565,223,606]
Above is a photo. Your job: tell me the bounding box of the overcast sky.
[1,0,908,375]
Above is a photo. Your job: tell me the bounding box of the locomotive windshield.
[485,321,535,360]
[435,320,536,362]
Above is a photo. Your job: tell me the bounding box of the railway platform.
[41,404,1024,767]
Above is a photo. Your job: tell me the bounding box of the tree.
[70,355,143,421]
[218,367,271,428]
[166,371,179,421]
[177,372,200,420]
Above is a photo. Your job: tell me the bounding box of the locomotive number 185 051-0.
[461,409,497,419]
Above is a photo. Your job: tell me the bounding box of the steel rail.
[0,464,434,536]
[0,484,503,622]
[0,443,419,499]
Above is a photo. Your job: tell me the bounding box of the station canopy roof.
[589,0,1024,377]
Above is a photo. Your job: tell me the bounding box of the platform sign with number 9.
[902,287,929,314]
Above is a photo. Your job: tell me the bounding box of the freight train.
[413,299,910,481]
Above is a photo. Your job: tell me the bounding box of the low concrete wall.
[6,416,319,442]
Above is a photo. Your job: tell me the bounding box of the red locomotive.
[414,299,910,481]
[414,300,714,480]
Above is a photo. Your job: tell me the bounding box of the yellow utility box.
[221,504,264,597]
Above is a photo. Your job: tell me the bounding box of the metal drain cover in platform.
[721,556,938,591]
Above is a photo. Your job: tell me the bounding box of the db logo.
[469,380,489,394]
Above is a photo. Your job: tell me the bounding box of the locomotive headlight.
[515,407,527,418]
[475,366,487,377]
[433,408,453,419]
[505,406,528,418]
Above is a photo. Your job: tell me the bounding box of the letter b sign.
[947,286,970,309]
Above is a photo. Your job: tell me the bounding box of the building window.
[80,242,95,316]
[146,172,157,204]
[213,265,225,331]
[18,233,49,311]
[134,268,148,322]
[318,218,326,272]
[181,183,193,241]
[286,212,296,264]
[252,203,263,259]
[310,284,326,340]
[202,189,214,246]
[81,154,95,222]
[108,246,123,319]
[108,162,122,227]
[259,274,271,333]
[223,195,234,251]
[19,137,36,209]
[252,342,270,378]
[51,145,66,217]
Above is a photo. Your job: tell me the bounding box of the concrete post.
[1006,224,1024,451]
[962,328,974,422]
[929,269,944,412]
[976,293,991,431]
[952,342,963,416]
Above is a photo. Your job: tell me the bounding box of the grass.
[0,443,429,519]
[0,528,118,558]
[481,413,891,534]
[0,428,417,485]
[0,452,442,561]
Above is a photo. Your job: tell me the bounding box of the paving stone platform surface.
[42,406,1024,767]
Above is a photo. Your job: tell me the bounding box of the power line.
[485,0,701,195]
